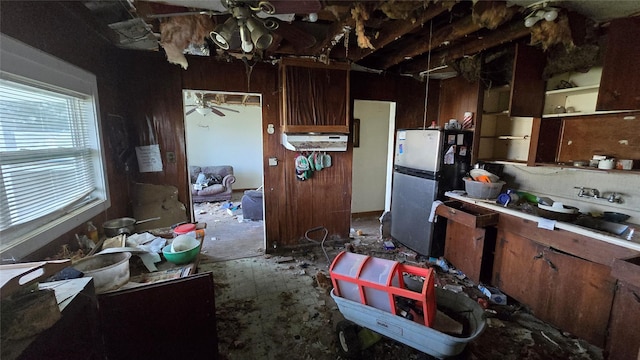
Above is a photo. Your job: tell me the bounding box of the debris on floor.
[197,213,603,359]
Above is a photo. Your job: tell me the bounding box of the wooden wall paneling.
[125,51,186,204]
[557,111,640,163]
[438,76,482,128]
[350,71,438,130]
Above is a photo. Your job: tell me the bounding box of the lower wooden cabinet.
[492,229,616,347]
[608,256,640,359]
[437,201,498,284]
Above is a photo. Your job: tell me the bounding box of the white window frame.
[0,34,110,260]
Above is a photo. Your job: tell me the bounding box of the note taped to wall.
[136,144,163,172]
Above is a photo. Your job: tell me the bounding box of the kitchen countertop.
[444,191,640,252]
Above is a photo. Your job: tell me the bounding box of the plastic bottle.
[87,221,99,244]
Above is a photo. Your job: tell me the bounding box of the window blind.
[0,76,97,232]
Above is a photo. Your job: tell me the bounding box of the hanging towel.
[428,200,443,222]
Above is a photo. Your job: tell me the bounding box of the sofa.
[190,165,236,203]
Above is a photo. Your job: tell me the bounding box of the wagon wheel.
[336,320,362,359]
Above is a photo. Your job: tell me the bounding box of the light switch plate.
[166,151,176,163]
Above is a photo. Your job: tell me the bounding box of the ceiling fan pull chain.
[242,56,256,92]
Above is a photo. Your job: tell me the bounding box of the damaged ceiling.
[83,0,640,77]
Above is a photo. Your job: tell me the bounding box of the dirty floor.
[195,200,604,360]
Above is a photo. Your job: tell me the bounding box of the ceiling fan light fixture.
[239,22,254,52]
[246,18,273,49]
[195,106,211,115]
[211,17,240,49]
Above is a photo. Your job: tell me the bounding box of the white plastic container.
[72,252,131,293]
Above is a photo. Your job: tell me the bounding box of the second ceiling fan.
[185,92,241,117]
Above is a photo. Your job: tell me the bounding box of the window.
[0,34,109,259]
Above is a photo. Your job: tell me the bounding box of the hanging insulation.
[380,0,430,20]
[160,14,214,69]
[530,13,574,51]
[472,1,514,30]
[351,2,375,50]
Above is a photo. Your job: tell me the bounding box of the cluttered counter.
[439,190,640,358]
[444,191,640,252]
[0,222,219,360]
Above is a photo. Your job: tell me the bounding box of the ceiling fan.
[185,92,241,117]
[147,0,320,52]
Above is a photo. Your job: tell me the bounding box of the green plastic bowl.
[162,242,201,264]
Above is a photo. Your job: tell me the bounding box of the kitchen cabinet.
[528,110,640,170]
[436,200,499,284]
[98,272,218,360]
[596,17,640,111]
[280,58,350,134]
[476,43,545,163]
[608,256,640,360]
[542,67,602,117]
[492,215,616,347]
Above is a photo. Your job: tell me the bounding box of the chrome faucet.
[574,187,600,199]
[575,187,624,203]
[606,192,624,204]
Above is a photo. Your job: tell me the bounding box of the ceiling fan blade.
[268,0,321,14]
[211,105,240,113]
[210,107,226,117]
[272,21,317,49]
[186,108,196,115]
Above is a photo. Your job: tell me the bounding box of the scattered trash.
[478,284,507,305]
[443,284,464,293]
[541,330,560,347]
[210,237,217,241]
[477,297,489,309]
[383,240,395,250]
[276,256,295,263]
[427,257,450,272]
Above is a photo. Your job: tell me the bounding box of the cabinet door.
[281,59,350,133]
[443,221,496,284]
[492,230,615,347]
[510,43,546,117]
[597,17,640,111]
[607,281,640,360]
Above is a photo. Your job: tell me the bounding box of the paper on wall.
[136,144,163,172]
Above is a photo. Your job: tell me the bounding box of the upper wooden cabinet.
[280,58,350,134]
[596,17,640,111]
[475,43,545,163]
[509,43,546,117]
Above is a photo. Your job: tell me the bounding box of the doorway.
[183,90,265,261]
[351,100,396,235]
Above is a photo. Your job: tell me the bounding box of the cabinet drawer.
[436,200,499,228]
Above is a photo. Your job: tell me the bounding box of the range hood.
[281,133,349,152]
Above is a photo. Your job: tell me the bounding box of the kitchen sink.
[573,216,629,236]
